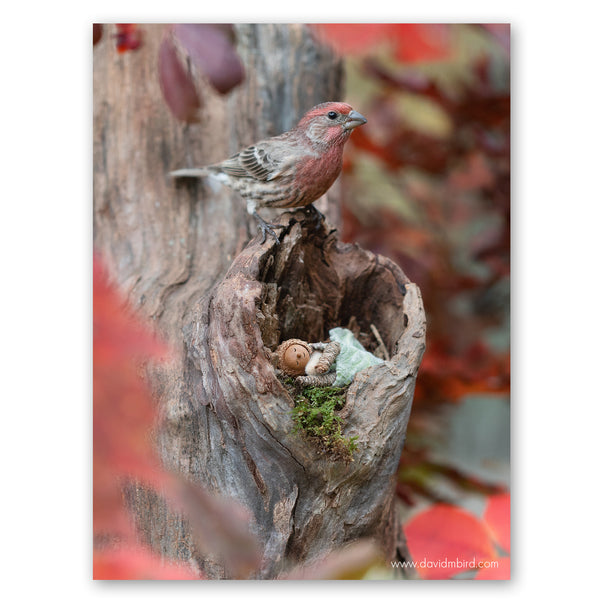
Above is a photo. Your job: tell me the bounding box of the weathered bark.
[176,213,425,577]
[93,23,425,579]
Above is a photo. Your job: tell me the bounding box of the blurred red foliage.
[338,33,510,395]
[337,26,510,437]
[93,257,195,579]
[93,545,198,580]
[311,24,452,63]
[93,258,168,538]
[405,494,510,579]
[405,503,497,579]
[319,23,510,577]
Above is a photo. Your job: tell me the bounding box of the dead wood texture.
[93,24,426,579]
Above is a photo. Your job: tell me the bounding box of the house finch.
[170,101,367,242]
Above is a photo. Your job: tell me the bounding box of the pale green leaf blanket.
[329,327,384,387]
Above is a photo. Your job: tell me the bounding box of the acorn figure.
[272,328,385,389]
[274,339,341,388]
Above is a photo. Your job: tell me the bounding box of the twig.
[370,323,390,361]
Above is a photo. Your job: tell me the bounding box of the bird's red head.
[297,102,367,146]
[299,102,354,124]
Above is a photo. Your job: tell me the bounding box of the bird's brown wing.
[215,155,247,178]
[220,141,291,182]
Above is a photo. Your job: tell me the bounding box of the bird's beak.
[343,110,368,131]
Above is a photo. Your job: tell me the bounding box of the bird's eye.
[327,111,338,120]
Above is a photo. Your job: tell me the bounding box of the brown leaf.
[93,24,103,46]
[281,540,382,580]
[158,32,203,123]
[173,24,244,94]
[169,476,263,579]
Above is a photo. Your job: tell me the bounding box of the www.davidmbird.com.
[391,558,499,570]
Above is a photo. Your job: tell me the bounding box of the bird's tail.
[169,167,210,178]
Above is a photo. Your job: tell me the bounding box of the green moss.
[290,385,358,463]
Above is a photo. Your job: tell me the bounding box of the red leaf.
[93,257,169,536]
[93,544,199,580]
[115,24,143,53]
[405,504,496,579]
[393,24,451,63]
[483,492,511,553]
[158,33,203,123]
[173,24,244,94]
[474,556,511,580]
[310,24,392,55]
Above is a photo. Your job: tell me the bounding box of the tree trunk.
[94,23,426,579]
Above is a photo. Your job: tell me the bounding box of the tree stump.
[163,212,426,578]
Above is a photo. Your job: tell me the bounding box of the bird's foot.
[253,212,285,244]
[298,204,325,230]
